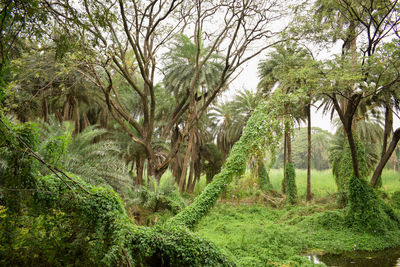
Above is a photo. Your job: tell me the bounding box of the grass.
[192,168,400,266]
[269,169,337,198]
[195,203,400,266]
[269,168,400,199]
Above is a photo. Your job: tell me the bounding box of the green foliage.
[200,143,223,183]
[390,191,400,209]
[0,117,235,266]
[285,163,297,204]
[168,99,286,228]
[197,203,400,266]
[128,175,186,223]
[346,176,400,233]
[258,162,272,192]
[129,224,235,267]
[330,135,370,193]
[38,120,131,196]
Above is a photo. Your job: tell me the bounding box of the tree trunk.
[287,128,292,164]
[179,126,194,192]
[189,156,201,193]
[282,128,287,194]
[136,157,144,185]
[345,125,360,179]
[371,128,400,187]
[306,104,312,202]
[41,96,49,123]
[187,134,198,193]
[382,101,393,158]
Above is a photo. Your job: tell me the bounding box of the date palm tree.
[162,34,224,192]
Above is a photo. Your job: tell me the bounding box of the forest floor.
[194,169,400,266]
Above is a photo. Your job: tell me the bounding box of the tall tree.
[44,0,286,184]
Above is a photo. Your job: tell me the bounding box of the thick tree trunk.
[306,104,312,202]
[371,128,400,187]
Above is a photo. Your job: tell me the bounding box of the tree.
[162,34,223,191]
[43,0,286,185]
[7,48,108,133]
[210,89,260,163]
[258,42,313,195]
[296,0,400,182]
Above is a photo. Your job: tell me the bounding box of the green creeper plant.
[0,117,235,266]
[168,94,288,228]
[285,163,297,204]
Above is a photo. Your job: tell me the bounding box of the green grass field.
[269,168,400,198]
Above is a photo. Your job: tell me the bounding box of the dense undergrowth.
[1,99,400,266]
[196,202,400,266]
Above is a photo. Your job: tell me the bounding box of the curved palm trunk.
[306,104,312,202]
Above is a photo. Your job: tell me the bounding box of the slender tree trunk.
[187,135,198,193]
[42,96,49,123]
[189,156,201,193]
[282,128,287,194]
[306,104,312,202]
[371,128,400,187]
[382,101,393,158]
[136,157,144,185]
[345,124,360,179]
[287,129,292,164]
[179,127,194,192]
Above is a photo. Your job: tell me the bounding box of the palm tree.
[9,48,108,133]
[258,43,312,195]
[162,34,224,192]
[210,89,259,162]
[37,118,131,196]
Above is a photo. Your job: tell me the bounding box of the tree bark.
[136,157,144,185]
[306,104,312,202]
[382,101,393,158]
[371,128,400,187]
[287,128,292,164]
[179,126,194,192]
[187,133,198,193]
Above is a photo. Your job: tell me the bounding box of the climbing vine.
[168,91,295,228]
[285,163,297,204]
[0,117,234,266]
